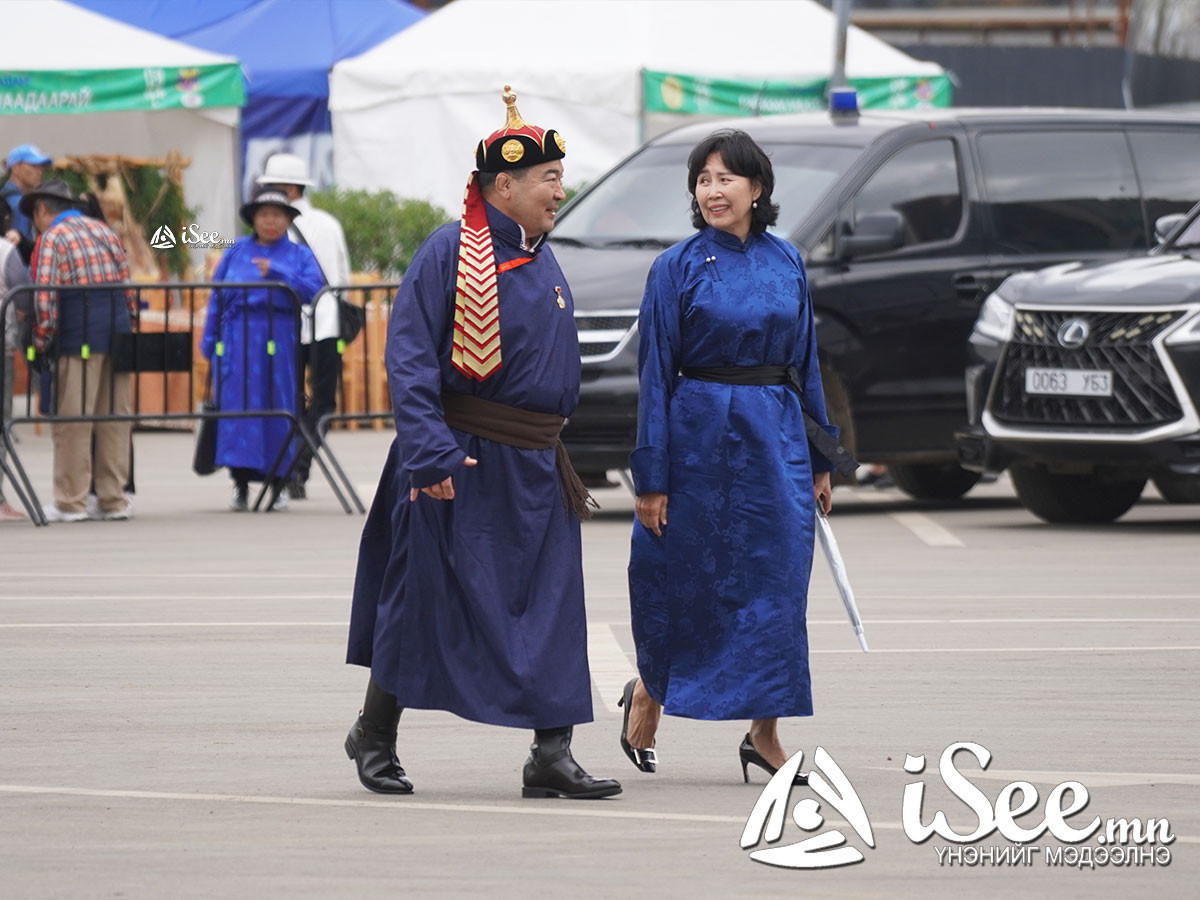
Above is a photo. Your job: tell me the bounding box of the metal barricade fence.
[301,283,399,514]
[0,281,353,526]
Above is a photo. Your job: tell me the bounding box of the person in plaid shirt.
[22,179,137,522]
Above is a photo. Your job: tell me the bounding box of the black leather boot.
[522,726,622,800]
[344,714,413,795]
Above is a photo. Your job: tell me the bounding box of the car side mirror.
[1155,213,1187,244]
[840,211,905,260]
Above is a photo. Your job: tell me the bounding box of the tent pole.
[637,67,645,146]
[831,0,852,91]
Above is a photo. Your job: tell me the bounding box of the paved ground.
[1,428,1197,898]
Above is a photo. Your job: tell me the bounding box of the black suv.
[957,205,1200,522]
[550,107,1200,497]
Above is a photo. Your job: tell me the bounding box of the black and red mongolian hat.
[474,85,566,173]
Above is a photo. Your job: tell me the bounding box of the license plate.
[1024,368,1113,397]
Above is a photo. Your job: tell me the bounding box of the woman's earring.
[752,200,758,209]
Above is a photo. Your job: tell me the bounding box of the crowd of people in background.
[0,144,352,523]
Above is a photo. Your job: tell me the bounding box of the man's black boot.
[522,726,622,799]
[345,714,413,794]
[345,680,411,794]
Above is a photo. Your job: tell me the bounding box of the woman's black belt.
[681,365,858,476]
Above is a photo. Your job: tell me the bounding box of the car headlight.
[972,292,1016,343]
[1164,309,1200,346]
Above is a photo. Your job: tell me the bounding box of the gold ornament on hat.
[502,85,528,129]
[501,139,525,163]
[554,133,566,154]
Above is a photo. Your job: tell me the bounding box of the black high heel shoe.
[617,677,657,773]
[739,733,807,785]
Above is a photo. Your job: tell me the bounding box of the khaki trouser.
[51,354,131,514]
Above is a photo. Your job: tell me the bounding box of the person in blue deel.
[620,130,848,785]
[343,87,620,801]
[200,187,325,511]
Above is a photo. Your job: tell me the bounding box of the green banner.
[643,69,952,116]
[0,64,245,116]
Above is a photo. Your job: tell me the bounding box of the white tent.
[329,0,947,213]
[0,0,243,263]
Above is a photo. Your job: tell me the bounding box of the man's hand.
[814,470,832,515]
[636,492,668,536]
[4,229,20,246]
[410,457,478,501]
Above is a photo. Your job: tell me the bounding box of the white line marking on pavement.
[0,621,347,629]
[806,617,1200,625]
[0,573,350,579]
[588,623,636,713]
[844,490,893,503]
[0,596,346,602]
[812,645,1200,654]
[889,512,964,547]
[813,595,1200,601]
[0,783,738,824]
[5,617,1196,631]
[1,784,1194,843]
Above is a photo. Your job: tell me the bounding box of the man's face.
[10,162,46,191]
[269,183,302,203]
[496,161,566,241]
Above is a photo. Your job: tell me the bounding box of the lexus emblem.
[1056,318,1090,349]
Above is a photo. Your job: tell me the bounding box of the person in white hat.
[256,153,351,498]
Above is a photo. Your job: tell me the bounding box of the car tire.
[1152,472,1200,504]
[821,365,857,486]
[889,462,981,501]
[1010,464,1146,523]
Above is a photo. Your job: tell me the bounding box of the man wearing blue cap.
[2,143,52,265]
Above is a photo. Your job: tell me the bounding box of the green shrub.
[310,187,452,277]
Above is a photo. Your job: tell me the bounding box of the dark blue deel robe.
[628,226,838,721]
[346,203,593,730]
[201,235,324,479]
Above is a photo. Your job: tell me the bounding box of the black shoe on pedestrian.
[344,714,413,794]
[522,726,622,799]
[738,732,808,785]
[617,677,657,773]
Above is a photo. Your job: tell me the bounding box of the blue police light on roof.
[829,87,859,116]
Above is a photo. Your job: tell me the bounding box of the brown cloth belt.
[441,391,597,520]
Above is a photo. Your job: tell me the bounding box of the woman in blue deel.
[621,130,841,784]
[201,187,325,511]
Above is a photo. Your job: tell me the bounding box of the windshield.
[552,142,860,247]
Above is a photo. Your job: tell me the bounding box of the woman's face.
[694,152,762,242]
[253,206,290,244]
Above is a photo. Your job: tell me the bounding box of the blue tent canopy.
[74,0,424,192]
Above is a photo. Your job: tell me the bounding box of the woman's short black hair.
[686,129,779,233]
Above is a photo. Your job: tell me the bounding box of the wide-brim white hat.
[256,152,315,187]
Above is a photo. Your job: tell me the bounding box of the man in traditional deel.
[344,87,621,801]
